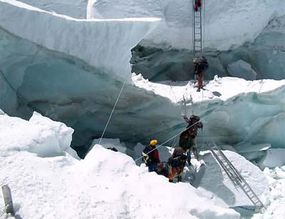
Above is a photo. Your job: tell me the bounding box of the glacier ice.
[227,60,257,80]
[1,0,285,165]
[0,26,181,157]
[131,15,285,82]
[0,111,77,157]
[88,0,285,81]
[0,0,160,83]
[87,0,285,51]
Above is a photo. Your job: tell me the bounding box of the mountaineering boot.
[177,175,182,182]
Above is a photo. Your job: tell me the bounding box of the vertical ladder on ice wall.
[209,144,265,210]
[193,0,203,56]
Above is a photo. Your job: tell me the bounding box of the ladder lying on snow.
[209,144,265,210]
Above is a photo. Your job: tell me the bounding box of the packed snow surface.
[0,111,284,218]
[0,111,242,219]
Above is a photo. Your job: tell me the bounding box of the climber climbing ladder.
[193,0,203,56]
[209,144,265,211]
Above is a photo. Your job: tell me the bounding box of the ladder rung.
[210,145,265,210]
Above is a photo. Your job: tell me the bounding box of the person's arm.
[183,115,190,123]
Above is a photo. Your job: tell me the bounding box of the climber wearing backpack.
[167,147,188,182]
[179,115,203,164]
[194,0,202,12]
[193,56,208,91]
[142,139,161,172]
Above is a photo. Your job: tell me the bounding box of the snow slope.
[0,111,77,158]
[87,0,285,50]
[0,111,240,219]
[0,110,284,218]
[0,0,160,82]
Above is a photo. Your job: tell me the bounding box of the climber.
[194,0,202,12]
[179,115,203,164]
[193,56,208,91]
[142,139,161,172]
[167,147,188,182]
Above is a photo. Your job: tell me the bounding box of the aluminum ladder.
[209,144,265,211]
[193,0,203,56]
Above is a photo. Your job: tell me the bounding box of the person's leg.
[198,73,203,90]
[168,167,178,182]
[186,150,191,165]
[177,167,184,182]
[148,163,157,172]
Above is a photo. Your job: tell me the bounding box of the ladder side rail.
[210,149,240,187]
[213,144,265,208]
[193,0,196,56]
[238,182,264,208]
[214,144,244,183]
[199,8,203,54]
[240,181,265,208]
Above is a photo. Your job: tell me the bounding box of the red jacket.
[143,145,160,164]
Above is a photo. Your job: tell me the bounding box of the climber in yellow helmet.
[142,139,161,172]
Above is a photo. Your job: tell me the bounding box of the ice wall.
[0,0,160,83]
[1,0,285,162]
[191,85,285,162]
[87,0,285,51]
[0,26,182,157]
[88,0,285,81]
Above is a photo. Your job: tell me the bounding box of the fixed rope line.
[134,120,203,162]
[99,80,127,144]
[171,136,177,148]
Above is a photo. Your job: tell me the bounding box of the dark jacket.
[168,147,187,168]
[142,145,160,166]
[193,56,208,74]
[183,115,203,138]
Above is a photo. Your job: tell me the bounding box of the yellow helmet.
[150,139,158,147]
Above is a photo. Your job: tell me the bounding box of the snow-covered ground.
[0,1,285,218]
[1,75,285,218]
[0,111,242,219]
[132,74,285,103]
